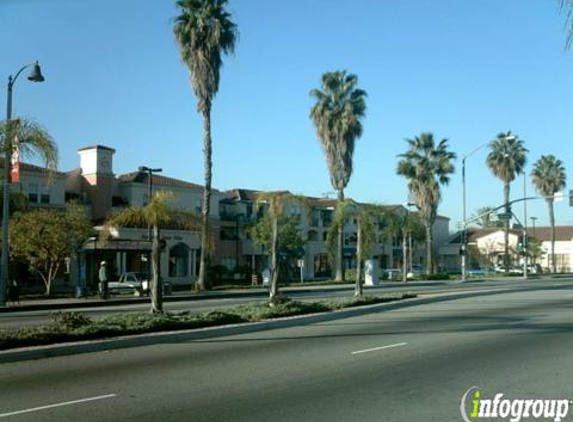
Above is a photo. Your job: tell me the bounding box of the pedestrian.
[99,261,109,300]
[7,279,20,306]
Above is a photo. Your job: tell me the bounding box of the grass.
[0,292,416,351]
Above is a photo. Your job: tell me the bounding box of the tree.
[250,215,305,281]
[397,133,456,274]
[173,0,238,291]
[0,118,58,304]
[10,204,91,296]
[380,209,425,282]
[531,155,566,273]
[561,0,573,49]
[255,192,306,302]
[103,192,199,313]
[326,200,381,297]
[486,131,527,272]
[310,70,367,282]
[470,206,503,228]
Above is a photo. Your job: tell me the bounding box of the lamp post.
[522,171,528,280]
[461,142,490,282]
[1,61,44,306]
[138,166,162,241]
[530,216,537,265]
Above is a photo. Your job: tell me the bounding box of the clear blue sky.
[1,0,572,230]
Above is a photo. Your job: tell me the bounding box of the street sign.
[297,259,305,268]
[497,212,512,221]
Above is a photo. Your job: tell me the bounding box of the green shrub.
[0,293,416,351]
[344,269,357,282]
[50,311,93,330]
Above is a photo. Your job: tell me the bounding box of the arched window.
[169,243,190,277]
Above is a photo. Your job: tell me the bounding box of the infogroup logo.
[460,387,571,422]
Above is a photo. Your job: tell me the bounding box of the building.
[7,144,454,290]
[439,226,573,273]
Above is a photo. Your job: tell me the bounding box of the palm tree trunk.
[504,182,510,272]
[270,215,279,300]
[425,223,433,275]
[402,231,407,282]
[355,222,363,297]
[197,105,212,291]
[548,199,556,273]
[151,224,163,313]
[335,189,345,282]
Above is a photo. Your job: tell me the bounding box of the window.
[308,230,319,241]
[195,199,202,214]
[221,258,237,271]
[169,243,189,277]
[28,184,38,203]
[40,187,50,204]
[143,194,149,206]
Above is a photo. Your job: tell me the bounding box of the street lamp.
[461,142,490,281]
[138,166,162,241]
[1,61,44,306]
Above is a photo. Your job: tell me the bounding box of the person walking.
[98,261,109,300]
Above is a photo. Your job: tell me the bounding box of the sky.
[1,0,572,230]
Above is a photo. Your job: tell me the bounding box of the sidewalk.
[0,281,449,313]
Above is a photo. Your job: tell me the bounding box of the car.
[467,267,496,277]
[382,268,402,280]
[108,272,151,296]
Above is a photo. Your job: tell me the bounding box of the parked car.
[108,272,150,296]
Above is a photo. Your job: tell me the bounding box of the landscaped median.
[0,293,415,351]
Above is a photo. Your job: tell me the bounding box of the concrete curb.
[3,283,564,364]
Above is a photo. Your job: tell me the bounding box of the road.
[0,278,555,330]
[1,279,573,421]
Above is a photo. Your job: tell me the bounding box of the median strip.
[352,342,408,355]
[0,394,117,418]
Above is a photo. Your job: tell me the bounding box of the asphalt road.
[1,280,573,421]
[0,278,555,330]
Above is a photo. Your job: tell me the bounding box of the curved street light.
[1,61,45,306]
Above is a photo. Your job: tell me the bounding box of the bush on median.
[0,293,416,351]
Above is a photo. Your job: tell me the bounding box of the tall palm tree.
[397,133,456,274]
[486,131,527,272]
[173,0,238,291]
[310,70,367,282]
[0,118,57,305]
[103,192,199,313]
[561,0,573,49]
[531,155,566,273]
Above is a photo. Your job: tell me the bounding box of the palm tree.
[531,155,566,273]
[561,0,573,49]
[397,133,456,274]
[103,192,199,313]
[173,0,238,291]
[310,71,367,282]
[0,118,57,305]
[256,192,306,303]
[486,131,527,272]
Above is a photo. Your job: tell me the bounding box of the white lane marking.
[352,342,408,355]
[0,394,117,418]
